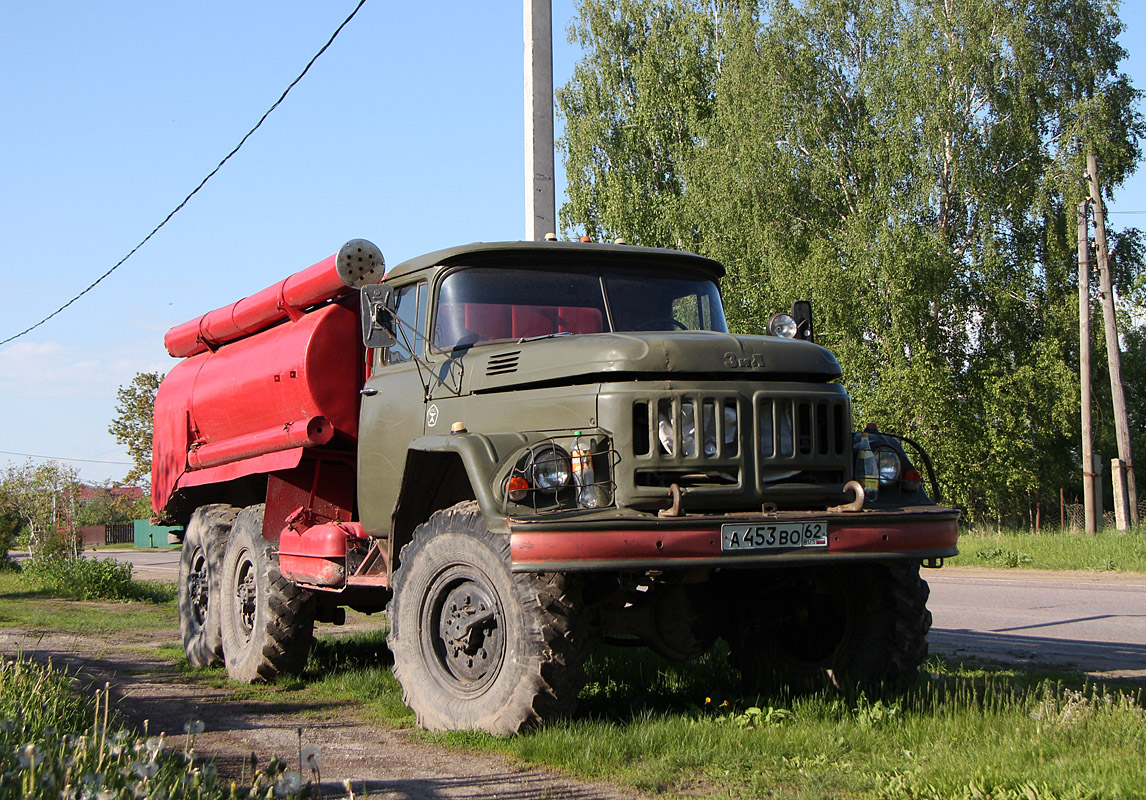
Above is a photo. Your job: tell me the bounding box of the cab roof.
[384,239,725,282]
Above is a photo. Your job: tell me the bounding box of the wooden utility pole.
[524,0,556,241]
[1078,199,1098,533]
[1086,152,1139,527]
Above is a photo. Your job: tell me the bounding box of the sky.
[1,1,1145,487]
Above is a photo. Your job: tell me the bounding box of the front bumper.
[509,506,959,572]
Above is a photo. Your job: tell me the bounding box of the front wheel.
[219,504,315,683]
[724,562,931,694]
[388,501,587,735]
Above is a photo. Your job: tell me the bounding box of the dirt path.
[0,626,644,800]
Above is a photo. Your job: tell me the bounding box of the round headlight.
[767,313,798,339]
[527,444,572,493]
[877,449,901,485]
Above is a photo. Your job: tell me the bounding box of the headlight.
[877,449,901,485]
[767,313,798,339]
[525,443,571,492]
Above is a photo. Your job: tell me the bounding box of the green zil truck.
[152,238,959,735]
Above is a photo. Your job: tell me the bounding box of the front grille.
[626,386,851,506]
[755,395,848,461]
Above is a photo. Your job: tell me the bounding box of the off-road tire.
[219,504,315,682]
[178,504,238,668]
[725,561,931,695]
[388,501,588,736]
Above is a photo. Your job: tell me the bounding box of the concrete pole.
[1087,152,1138,527]
[525,0,556,241]
[1078,200,1097,533]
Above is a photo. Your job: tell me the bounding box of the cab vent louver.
[486,351,521,376]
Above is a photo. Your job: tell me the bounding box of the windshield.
[433,265,727,350]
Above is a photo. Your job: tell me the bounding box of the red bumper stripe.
[511,517,959,565]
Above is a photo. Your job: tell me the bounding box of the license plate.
[720,521,828,551]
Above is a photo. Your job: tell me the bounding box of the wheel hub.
[235,558,257,637]
[426,574,505,689]
[188,549,208,626]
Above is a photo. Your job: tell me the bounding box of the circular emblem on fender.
[426,404,439,427]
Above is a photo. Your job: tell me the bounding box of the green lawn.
[207,631,1145,800]
[952,527,1146,573]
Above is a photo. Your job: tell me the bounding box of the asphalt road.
[53,550,1146,680]
[925,567,1146,679]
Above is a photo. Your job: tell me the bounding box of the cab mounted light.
[767,313,798,339]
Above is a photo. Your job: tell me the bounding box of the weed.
[0,652,321,799]
[975,546,1033,568]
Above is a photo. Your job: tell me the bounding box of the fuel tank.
[152,241,383,515]
[152,298,363,514]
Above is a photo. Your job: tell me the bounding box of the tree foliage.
[109,371,162,488]
[558,0,1144,522]
[0,460,81,558]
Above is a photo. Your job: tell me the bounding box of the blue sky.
[1,1,1144,485]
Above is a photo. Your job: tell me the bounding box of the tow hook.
[658,483,683,518]
[828,480,866,513]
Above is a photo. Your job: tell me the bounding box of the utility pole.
[1087,152,1139,527]
[524,0,556,241]
[1078,199,1097,533]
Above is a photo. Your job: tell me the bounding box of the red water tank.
[152,300,363,513]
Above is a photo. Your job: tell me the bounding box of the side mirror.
[790,300,814,343]
[361,283,397,349]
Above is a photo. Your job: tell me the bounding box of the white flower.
[17,743,38,768]
[274,770,302,797]
[301,745,321,771]
[183,720,206,735]
[133,760,159,779]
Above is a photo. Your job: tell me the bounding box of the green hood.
[458,331,842,394]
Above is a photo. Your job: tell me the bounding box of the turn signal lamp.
[506,476,530,502]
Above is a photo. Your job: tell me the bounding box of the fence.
[1062,501,1146,531]
[106,523,134,544]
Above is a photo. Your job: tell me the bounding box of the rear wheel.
[219,504,315,682]
[388,501,587,735]
[725,562,931,694]
[178,504,237,668]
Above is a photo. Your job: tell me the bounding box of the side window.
[387,281,426,364]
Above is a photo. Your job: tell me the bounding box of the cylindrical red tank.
[164,239,384,358]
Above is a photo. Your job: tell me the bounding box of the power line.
[0,449,131,466]
[0,0,369,348]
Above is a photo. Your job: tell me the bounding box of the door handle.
[360,387,378,396]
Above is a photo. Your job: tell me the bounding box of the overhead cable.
[0,0,369,347]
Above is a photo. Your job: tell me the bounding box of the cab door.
[357,280,428,533]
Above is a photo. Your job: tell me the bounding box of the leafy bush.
[20,554,138,601]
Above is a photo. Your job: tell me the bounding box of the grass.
[953,527,1146,573]
[457,648,1146,799]
[0,570,177,633]
[0,652,325,799]
[201,632,1143,800]
[5,548,1144,797]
